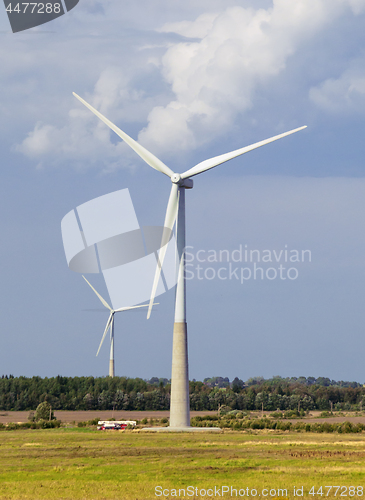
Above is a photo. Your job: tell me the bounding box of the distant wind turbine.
[74,92,306,427]
[82,276,154,378]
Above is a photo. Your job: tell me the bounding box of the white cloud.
[13,0,365,169]
[16,66,161,170]
[138,0,365,155]
[159,12,219,39]
[18,122,58,158]
[347,0,365,14]
[309,63,365,114]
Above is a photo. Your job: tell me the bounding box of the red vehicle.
[97,420,136,431]
[97,423,124,431]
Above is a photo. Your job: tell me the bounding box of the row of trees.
[203,376,362,389]
[0,375,364,411]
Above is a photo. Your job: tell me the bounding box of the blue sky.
[1,0,365,382]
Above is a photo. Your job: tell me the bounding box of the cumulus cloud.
[160,12,219,39]
[15,0,365,168]
[309,62,365,114]
[16,66,162,170]
[138,0,365,155]
[347,0,365,14]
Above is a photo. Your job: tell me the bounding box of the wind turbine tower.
[73,91,306,428]
[83,276,153,378]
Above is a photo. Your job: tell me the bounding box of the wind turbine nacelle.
[181,178,194,189]
[171,173,193,188]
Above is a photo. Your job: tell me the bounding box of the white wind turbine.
[82,276,153,378]
[74,92,306,428]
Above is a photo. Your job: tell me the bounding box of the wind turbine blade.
[82,275,112,311]
[110,315,114,342]
[147,184,179,319]
[73,93,174,178]
[181,126,307,179]
[96,312,113,356]
[115,303,159,313]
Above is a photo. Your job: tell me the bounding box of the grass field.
[1,429,365,500]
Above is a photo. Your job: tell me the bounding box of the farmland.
[1,428,365,499]
[0,410,217,425]
[2,409,365,425]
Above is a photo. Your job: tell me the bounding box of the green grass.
[0,429,365,499]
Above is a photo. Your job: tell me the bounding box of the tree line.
[0,375,363,412]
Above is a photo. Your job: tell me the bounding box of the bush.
[276,421,292,431]
[87,418,100,426]
[342,421,353,433]
[218,405,231,415]
[320,411,332,418]
[6,422,20,430]
[0,419,60,431]
[34,402,55,422]
[283,410,299,419]
[45,419,61,429]
[292,422,306,432]
[223,414,237,421]
[270,412,283,419]
[310,423,323,433]
[218,420,232,428]
[189,415,365,434]
[250,420,265,429]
